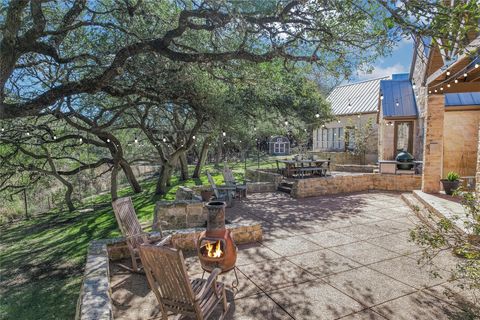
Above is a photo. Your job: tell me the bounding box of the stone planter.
[440,179,461,195]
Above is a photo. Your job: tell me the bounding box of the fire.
[204,240,223,258]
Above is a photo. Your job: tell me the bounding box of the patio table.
[277,159,329,178]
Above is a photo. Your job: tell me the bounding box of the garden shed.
[268,135,290,155]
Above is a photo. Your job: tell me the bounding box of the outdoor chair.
[139,244,230,320]
[206,171,235,207]
[112,197,169,273]
[222,163,247,199]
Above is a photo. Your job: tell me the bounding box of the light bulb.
[337,120,341,123]
[455,79,459,83]
[107,139,110,142]
[412,82,416,89]
[315,113,320,118]
[447,83,451,88]
[428,90,432,94]
[464,73,468,78]
[380,94,384,100]
[53,136,57,140]
[163,138,166,142]
[284,120,288,126]
[192,135,196,140]
[79,137,83,142]
[446,70,450,76]
[475,63,479,68]
[253,126,257,131]
[222,131,226,136]
[434,89,438,93]
[440,87,443,91]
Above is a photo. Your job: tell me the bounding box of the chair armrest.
[154,235,172,247]
[195,267,222,301]
[217,186,236,191]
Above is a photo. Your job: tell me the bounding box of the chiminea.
[197,201,237,273]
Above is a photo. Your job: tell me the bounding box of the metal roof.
[380,79,418,118]
[445,93,480,106]
[326,76,389,116]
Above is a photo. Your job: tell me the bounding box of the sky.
[356,38,414,80]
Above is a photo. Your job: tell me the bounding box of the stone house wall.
[443,109,480,177]
[312,113,379,164]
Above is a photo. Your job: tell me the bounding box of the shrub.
[446,171,460,181]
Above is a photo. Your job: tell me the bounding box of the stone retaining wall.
[292,174,421,198]
[335,164,378,173]
[245,169,283,187]
[153,200,206,230]
[75,242,112,320]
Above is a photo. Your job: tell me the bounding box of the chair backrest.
[139,244,197,314]
[222,163,236,186]
[112,197,146,249]
[206,171,220,199]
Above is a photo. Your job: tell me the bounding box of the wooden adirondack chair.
[206,171,235,207]
[112,197,169,272]
[222,164,247,199]
[139,244,230,320]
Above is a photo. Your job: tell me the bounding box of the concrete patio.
[111,192,477,319]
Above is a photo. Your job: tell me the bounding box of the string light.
[79,137,83,143]
[337,120,341,123]
[107,139,110,143]
[222,130,226,136]
[284,120,288,126]
[434,89,438,93]
[446,70,451,76]
[428,90,432,94]
[26,132,30,136]
[412,82,416,89]
[192,135,196,140]
[315,113,320,118]
[447,83,451,88]
[440,87,444,91]
[455,79,459,84]
[464,73,468,78]
[163,137,167,142]
[395,100,399,107]
[53,136,57,140]
[134,136,138,143]
[380,94,384,100]
[1,128,4,132]
[475,63,479,68]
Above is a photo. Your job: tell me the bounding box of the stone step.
[401,192,439,231]
[277,185,292,194]
[280,181,294,188]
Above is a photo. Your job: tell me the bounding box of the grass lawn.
[0,159,278,319]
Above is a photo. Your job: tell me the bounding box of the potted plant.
[441,171,461,195]
[200,188,214,202]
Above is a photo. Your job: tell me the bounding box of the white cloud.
[357,63,408,80]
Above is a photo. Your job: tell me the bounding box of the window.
[319,127,344,151]
[394,121,413,154]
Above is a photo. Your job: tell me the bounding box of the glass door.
[394,121,414,154]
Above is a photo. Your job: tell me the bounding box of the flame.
[204,240,223,258]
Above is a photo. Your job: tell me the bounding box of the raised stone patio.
[111,192,478,319]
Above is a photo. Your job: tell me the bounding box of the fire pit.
[197,201,237,273]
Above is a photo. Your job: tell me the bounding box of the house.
[413,34,480,193]
[312,76,389,164]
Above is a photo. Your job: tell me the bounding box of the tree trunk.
[111,165,119,201]
[214,142,222,169]
[155,164,173,195]
[119,159,142,193]
[64,182,75,212]
[193,138,210,178]
[179,152,189,181]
